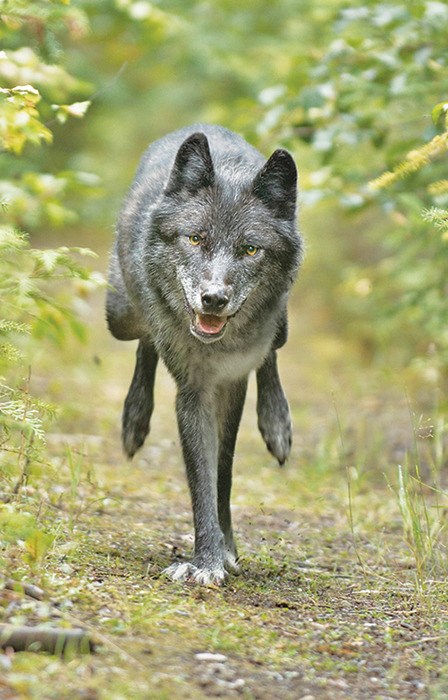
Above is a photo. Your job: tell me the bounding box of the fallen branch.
[0,624,95,655]
[3,578,46,601]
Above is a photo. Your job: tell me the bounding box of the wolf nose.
[201,289,229,313]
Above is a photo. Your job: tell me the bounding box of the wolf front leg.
[165,386,228,586]
[122,338,158,458]
[217,378,248,574]
[256,348,292,465]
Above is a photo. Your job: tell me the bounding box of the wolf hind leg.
[122,338,158,458]
[256,348,292,466]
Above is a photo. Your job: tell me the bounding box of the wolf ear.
[252,149,297,220]
[165,132,215,196]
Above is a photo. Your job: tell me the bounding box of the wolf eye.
[188,234,202,246]
[243,244,258,257]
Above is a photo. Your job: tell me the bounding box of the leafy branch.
[369,105,448,192]
[0,1,104,499]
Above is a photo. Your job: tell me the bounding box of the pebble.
[196,652,228,662]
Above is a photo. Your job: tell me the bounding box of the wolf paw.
[257,393,292,466]
[122,402,152,458]
[163,562,227,586]
[224,549,241,575]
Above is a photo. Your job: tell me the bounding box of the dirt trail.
[2,287,447,699]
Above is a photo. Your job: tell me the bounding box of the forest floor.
[1,278,448,699]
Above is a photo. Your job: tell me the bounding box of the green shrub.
[0,1,102,497]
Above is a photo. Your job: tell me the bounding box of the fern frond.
[428,179,448,196]
[0,225,28,251]
[422,207,448,232]
[0,343,23,364]
[369,132,448,191]
[368,170,397,191]
[0,320,29,335]
[0,399,46,442]
[0,383,55,442]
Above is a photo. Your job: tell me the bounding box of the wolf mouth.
[191,313,228,341]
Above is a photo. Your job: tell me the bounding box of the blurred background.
[2,7,448,693]
[1,0,448,455]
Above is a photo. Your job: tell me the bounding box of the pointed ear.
[252,149,297,220]
[165,132,214,196]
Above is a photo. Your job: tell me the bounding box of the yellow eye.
[244,244,258,256]
[189,234,202,246]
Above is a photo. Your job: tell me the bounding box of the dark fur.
[106,124,302,584]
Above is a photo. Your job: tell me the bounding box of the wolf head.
[148,132,301,344]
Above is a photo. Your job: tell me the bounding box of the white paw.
[163,562,227,586]
[224,549,241,575]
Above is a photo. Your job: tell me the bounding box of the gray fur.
[106,124,302,585]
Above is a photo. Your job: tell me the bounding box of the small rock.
[196,652,228,663]
[216,678,245,690]
[271,671,283,681]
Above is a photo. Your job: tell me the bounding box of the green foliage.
[422,206,448,235]
[0,507,37,542]
[0,84,52,154]
[0,0,89,56]
[0,383,50,444]
[245,0,448,379]
[31,0,445,380]
[366,105,448,375]
[394,461,446,593]
[0,0,103,496]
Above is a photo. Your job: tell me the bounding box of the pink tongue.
[197,314,226,334]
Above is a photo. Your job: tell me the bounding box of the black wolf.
[106,124,302,584]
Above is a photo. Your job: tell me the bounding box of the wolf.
[106,124,302,585]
